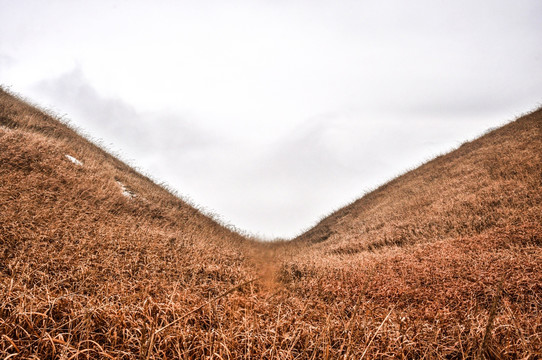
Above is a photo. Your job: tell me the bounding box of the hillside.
[1,87,541,359]
[0,88,256,358]
[295,109,542,251]
[278,107,542,358]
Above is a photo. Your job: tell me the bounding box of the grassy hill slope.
[1,88,541,359]
[296,110,541,252]
[0,89,258,358]
[279,107,542,358]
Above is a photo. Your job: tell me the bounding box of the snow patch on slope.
[65,154,83,166]
[116,180,136,199]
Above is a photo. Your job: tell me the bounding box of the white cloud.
[1,0,541,238]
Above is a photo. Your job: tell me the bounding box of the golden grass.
[1,87,541,359]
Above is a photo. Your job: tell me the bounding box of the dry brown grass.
[1,87,541,359]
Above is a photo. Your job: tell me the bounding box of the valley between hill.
[1,88,541,359]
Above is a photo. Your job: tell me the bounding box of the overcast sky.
[1,0,541,239]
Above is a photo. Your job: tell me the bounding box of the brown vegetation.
[1,87,541,359]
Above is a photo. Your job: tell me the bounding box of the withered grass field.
[1,87,541,359]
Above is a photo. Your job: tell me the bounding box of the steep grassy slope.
[296,111,541,252]
[279,108,542,357]
[0,89,258,358]
[1,87,541,359]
